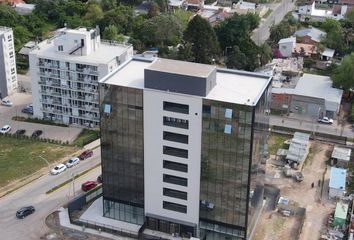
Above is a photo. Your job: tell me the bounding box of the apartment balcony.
[41,107,63,114]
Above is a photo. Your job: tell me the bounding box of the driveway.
[0,92,82,143]
[252,0,296,45]
[0,148,102,240]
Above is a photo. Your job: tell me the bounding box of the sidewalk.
[58,207,133,240]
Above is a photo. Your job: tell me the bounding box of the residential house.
[293,43,317,57]
[297,1,350,21]
[294,27,326,45]
[13,2,35,15]
[278,37,296,58]
[321,48,335,61]
[329,167,347,199]
[187,0,204,11]
[331,146,351,168]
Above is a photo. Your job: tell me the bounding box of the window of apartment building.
[224,124,232,134]
[163,160,188,173]
[163,131,188,144]
[163,201,187,213]
[7,35,12,42]
[10,68,15,75]
[163,174,188,187]
[103,104,111,114]
[203,105,211,116]
[163,101,189,114]
[225,108,233,118]
[9,51,14,58]
[163,188,187,200]
[58,45,63,51]
[163,117,189,129]
[163,146,188,159]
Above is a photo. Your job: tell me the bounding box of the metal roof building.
[286,132,310,163]
[329,167,347,199]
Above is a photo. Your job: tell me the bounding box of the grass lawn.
[0,136,79,188]
[73,129,100,147]
[268,133,289,155]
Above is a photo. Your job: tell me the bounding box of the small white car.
[50,164,67,175]
[318,117,333,124]
[65,157,80,168]
[1,99,12,107]
[0,125,11,134]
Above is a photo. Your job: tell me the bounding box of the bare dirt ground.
[253,141,336,240]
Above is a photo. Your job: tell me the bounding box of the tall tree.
[102,25,124,42]
[84,3,104,26]
[322,18,344,53]
[269,23,290,44]
[99,6,134,35]
[332,53,354,90]
[258,43,272,66]
[183,15,220,64]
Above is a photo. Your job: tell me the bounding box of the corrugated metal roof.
[334,202,348,220]
[332,146,351,162]
[329,167,347,190]
[286,132,310,162]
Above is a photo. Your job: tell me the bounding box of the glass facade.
[99,84,144,225]
[200,82,270,240]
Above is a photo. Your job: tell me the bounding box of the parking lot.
[0,92,82,143]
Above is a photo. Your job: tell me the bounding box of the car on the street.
[65,157,80,168]
[78,149,93,160]
[318,117,333,124]
[16,129,26,136]
[50,164,67,175]
[21,107,33,114]
[31,130,43,138]
[16,206,35,219]
[97,174,102,184]
[1,99,12,107]
[0,125,11,134]
[81,181,97,192]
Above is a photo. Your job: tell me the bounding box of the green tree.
[226,46,248,70]
[177,41,195,62]
[148,2,160,18]
[102,25,124,42]
[172,9,193,30]
[322,18,344,53]
[84,3,104,26]
[183,15,220,64]
[332,53,354,90]
[100,0,117,11]
[155,0,169,12]
[99,6,134,35]
[258,43,272,66]
[269,23,290,44]
[13,26,32,52]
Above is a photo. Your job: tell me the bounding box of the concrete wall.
[271,93,292,111]
[291,95,325,118]
[143,89,202,227]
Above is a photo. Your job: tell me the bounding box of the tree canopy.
[182,15,220,64]
[332,53,354,90]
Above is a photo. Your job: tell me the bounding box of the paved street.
[270,115,354,138]
[0,148,101,240]
[0,92,81,143]
[252,0,296,45]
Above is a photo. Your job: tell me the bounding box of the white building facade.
[0,26,18,98]
[99,58,271,240]
[29,27,133,127]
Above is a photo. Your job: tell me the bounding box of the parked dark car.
[81,181,97,192]
[97,174,102,184]
[16,206,35,219]
[21,107,33,114]
[32,130,43,138]
[16,129,26,136]
[78,150,93,160]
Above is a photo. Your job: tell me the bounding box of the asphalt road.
[0,92,81,143]
[270,115,354,138]
[0,148,101,240]
[252,0,296,45]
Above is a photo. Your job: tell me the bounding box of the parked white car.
[0,125,11,134]
[50,164,67,175]
[65,157,80,168]
[318,117,333,124]
[1,99,12,107]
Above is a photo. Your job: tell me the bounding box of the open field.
[0,136,79,188]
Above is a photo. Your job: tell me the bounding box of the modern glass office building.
[99,58,271,240]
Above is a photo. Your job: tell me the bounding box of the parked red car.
[81,181,97,192]
[78,150,93,160]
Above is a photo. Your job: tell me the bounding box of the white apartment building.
[29,27,133,127]
[0,26,18,98]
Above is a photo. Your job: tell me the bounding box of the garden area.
[0,136,79,188]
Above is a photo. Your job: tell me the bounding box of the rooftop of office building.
[29,27,132,65]
[100,57,271,106]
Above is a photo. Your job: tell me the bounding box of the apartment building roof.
[0,26,12,35]
[101,57,271,106]
[30,31,132,65]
